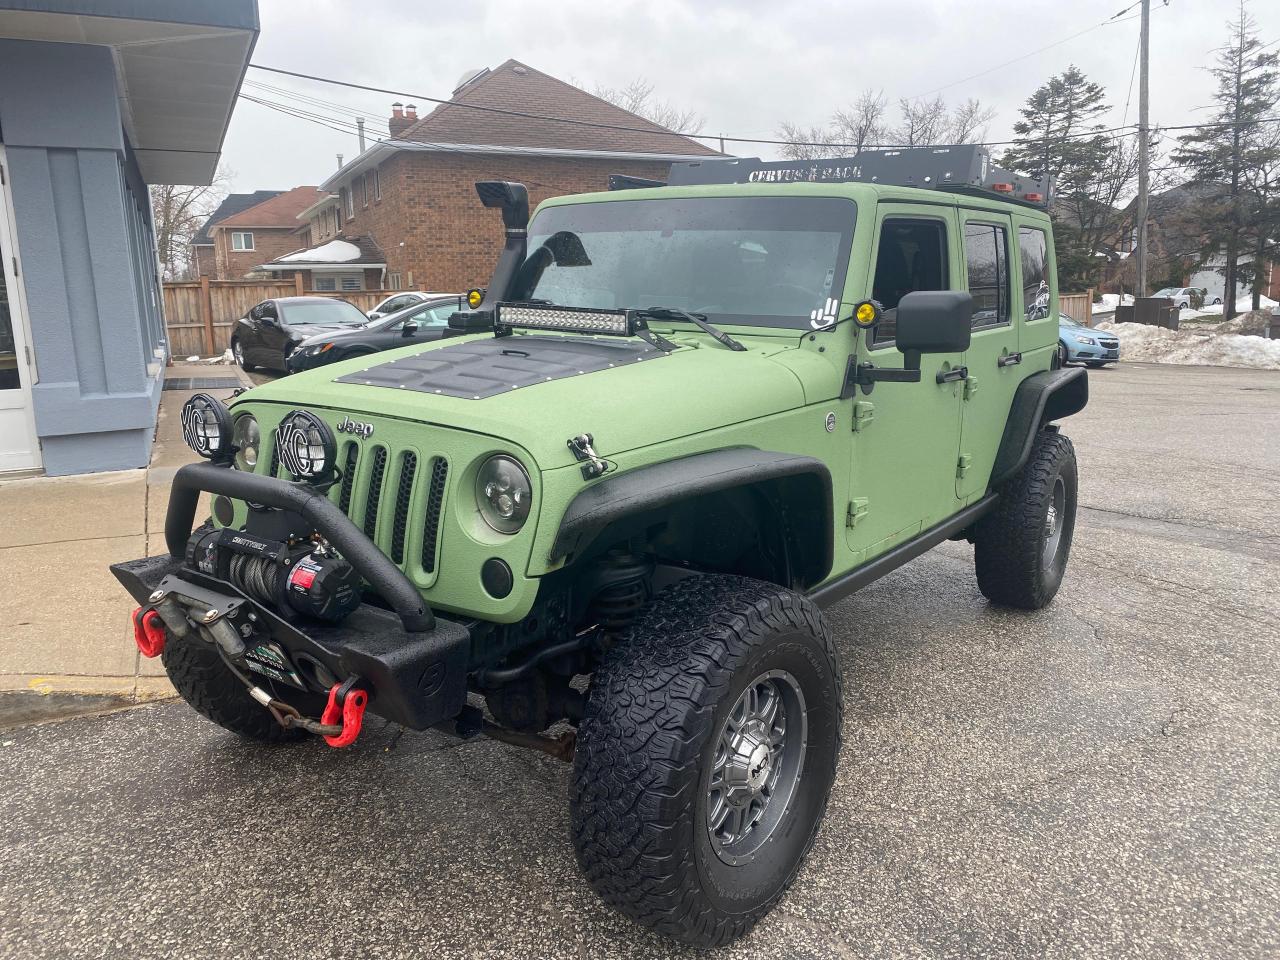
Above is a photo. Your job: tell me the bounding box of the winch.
[185,525,361,625]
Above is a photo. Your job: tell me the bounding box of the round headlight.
[180,393,233,461]
[232,414,260,471]
[275,410,336,481]
[476,455,532,534]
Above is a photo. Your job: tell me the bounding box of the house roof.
[260,234,385,271]
[191,190,283,246]
[400,59,719,157]
[214,186,324,229]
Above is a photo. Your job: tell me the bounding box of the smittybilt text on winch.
[112,144,1087,947]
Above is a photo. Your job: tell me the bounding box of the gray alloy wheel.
[706,669,808,866]
[1041,474,1067,570]
[232,339,252,371]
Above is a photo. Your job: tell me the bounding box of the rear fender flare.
[990,367,1088,487]
[549,448,834,588]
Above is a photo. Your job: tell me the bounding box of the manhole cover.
[162,377,241,391]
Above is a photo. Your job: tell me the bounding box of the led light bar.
[495,302,636,337]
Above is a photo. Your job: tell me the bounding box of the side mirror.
[895,291,973,365]
[367,310,380,320]
[401,320,419,337]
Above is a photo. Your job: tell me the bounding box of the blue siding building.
[0,1,258,475]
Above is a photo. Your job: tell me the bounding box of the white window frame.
[388,271,401,290]
[360,174,369,208]
[343,187,353,219]
[339,273,362,291]
[313,276,337,292]
[231,231,254,251]
[373,168,381,201]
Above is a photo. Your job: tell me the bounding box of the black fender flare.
[989,367,1088,487]
[549,447,834,587]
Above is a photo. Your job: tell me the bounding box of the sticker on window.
[809,298,839,330]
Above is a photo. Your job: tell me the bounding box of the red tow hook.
[131,607,167,658]
[319,678,369,748]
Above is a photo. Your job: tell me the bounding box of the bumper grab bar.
[165,461,435,633]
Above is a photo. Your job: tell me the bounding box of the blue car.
[1058,314,1120,368]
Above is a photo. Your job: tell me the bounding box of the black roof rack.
[664,145,1053,208]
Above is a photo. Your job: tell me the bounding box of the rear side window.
[963,222,1011,329]
[1018,227,1050,320]
[870,218,949,346]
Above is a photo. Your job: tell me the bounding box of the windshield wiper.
[637,307,747,352]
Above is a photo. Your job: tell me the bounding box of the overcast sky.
[221,0,1280,194]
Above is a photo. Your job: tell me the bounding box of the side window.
[963,221,1010,329]
[870,218,949,347]
[1018,227,1050,321]
[423,304,456,326]
[259,301,278,323]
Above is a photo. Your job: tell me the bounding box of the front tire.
[570,576,842,948]
[232,338,255,372]
[163,630,324,744]
[974,430,1078,609]
[1056,341,1070,368]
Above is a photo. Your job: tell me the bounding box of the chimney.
[404,103,418,121]
[388,101,410,138]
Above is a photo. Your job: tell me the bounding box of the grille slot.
[363,446,388,539]
[390,452,417,564]
[422,458,449,574]
[268,439,280,479]
[337,442,359,512]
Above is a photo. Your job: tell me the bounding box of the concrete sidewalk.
[0,362,250,704]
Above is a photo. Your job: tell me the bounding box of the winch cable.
[214,645,342,737]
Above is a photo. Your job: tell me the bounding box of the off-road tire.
[974,429,1078,609]
[162,630,323,744]
[570,575,842,948]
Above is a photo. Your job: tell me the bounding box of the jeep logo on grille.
[336,416,374,439]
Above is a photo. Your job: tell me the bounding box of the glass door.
[0,148,41,472]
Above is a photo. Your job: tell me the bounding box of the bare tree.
[831,89,888,152]
[777,91,995,159]
[593,78,706,135]
[151,166,231,281]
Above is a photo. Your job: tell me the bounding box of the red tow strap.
[320,682,369,748]
[131,607,167,658]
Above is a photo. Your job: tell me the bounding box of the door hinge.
[851,400,875,432]
[963,375,979,400]
[0,161,5,185]
[24,344,32,367]
[956,454,972,478]
[846,497,870,528]
[10,256,17,278]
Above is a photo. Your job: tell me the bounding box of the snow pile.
[1095,320,1280,370]
[275,240,362,264]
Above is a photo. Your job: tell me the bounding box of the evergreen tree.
[1172,2,1280,318]
[1001,66,1128,289]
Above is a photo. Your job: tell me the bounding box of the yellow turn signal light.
[467,288,484,309]
[853,300,880,328]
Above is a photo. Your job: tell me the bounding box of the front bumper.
[112,555,470,730]
[286,348,339,374]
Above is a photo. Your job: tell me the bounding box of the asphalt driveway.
[2,362,1277,959]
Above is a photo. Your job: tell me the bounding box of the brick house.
[189,190,280,279]
[190,185,321,279]
[261,60,718,293]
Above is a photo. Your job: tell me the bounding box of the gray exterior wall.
[0,39,166,474]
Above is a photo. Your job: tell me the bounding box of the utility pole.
[356,117,366,154]
[1134,0,1151,296]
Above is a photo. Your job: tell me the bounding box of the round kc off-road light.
[180,393,233,461]
[853,300,881,328]
[275,410,336,482]
[476,454,532,534]
[232,414,260,471]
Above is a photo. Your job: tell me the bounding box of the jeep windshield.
[511,196,856,330]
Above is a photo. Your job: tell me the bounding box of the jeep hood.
[238,332,809,470]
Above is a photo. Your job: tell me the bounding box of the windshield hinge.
[956,454,972,479]
[846,498,869,528]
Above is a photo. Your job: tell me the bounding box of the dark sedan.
[231,297,369,373]
[286,295,464,373]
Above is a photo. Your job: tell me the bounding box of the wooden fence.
[1059,290,1095,327]
[162,279,400,356]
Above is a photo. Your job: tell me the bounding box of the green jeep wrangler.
[113,146,1087,948]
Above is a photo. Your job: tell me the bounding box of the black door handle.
[936,365,968,384]
[998,352,1023,367]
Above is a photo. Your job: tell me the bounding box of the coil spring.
[228,552,280,606]
[589,554,653,633]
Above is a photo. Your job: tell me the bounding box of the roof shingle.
[190,190,282,246]
[400,60,718,156]
[215,186,324,229]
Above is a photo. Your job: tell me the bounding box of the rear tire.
[1056,341,1070,368]
[163,630,324,744]
[974,430,1078,610]
[570,575,842,948]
